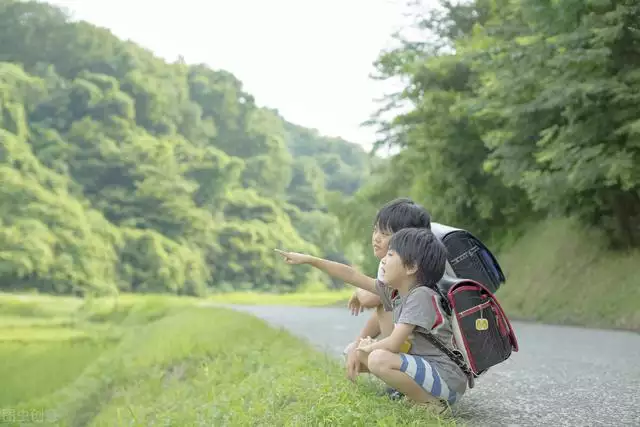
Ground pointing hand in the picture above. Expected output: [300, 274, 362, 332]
[274, 249, 312, 265]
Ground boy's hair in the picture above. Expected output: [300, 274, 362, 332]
[374, 198, 431, 233]
[389, 227, 447, 288]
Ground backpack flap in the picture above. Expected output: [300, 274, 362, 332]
[432, 222, 506, 293]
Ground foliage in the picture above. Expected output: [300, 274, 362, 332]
[0, 0, 372, 296]
[334, 0, 640, 251]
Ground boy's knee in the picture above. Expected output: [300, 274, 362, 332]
[342, 341, 356, 358]
[367, 349, 395, 374]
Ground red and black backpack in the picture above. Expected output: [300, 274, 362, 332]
[429, 223, 519, 389]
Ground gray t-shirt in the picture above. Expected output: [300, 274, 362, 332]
[375, 279, 468, 394]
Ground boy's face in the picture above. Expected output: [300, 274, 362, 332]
[379, 249, 416, 290]
[371, 223, 393, 260]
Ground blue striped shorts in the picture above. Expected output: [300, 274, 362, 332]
[399, 353, 461, 405]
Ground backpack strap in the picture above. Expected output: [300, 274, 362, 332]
[424, 332, 476, 389]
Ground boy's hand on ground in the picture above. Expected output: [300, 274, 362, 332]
[347, 292, 364, 316]
[273, 249, 312, 265]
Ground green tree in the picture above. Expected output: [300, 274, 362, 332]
[464, 0, 640, 247]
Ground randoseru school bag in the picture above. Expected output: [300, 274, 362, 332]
[429, 223, 519, 389]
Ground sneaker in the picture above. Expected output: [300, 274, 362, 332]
[388, 390, 405, 401]
[378, 387, 405, 400]
[411, 399, 452, 416]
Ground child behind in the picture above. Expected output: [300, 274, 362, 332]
[275, 227, 468, 413]
[346, 198, 432, 355]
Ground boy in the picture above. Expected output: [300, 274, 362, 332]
[275, 228, 467, 412]
[340, 198, 432, 384]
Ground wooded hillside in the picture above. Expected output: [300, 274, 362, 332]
[0, 0, 371, 296]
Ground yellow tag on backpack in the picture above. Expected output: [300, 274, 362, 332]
[476, 317, 489, 331]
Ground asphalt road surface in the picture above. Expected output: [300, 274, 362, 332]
[210, 304, 640, 427]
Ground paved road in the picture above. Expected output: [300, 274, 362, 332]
[208, 304, 640, 427]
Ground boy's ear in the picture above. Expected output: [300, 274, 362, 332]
[405, 262, 418, 276]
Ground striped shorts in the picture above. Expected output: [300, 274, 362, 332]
[399, 353, 461, 405]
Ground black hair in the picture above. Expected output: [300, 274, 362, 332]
[374, 198, 431, 233]
[388, 227, 447, 288]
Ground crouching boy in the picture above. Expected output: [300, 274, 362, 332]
[275, 227, 468, 412]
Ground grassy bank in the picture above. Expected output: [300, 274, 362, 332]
[0, 293, 455, 426]
[497, 217, 640, 331]
[209, 288, 353, 307]
[207, 289, 354, 307]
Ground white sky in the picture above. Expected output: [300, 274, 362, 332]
[45, 0, 433, 151]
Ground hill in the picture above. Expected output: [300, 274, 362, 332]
[497, 218, 640, 331]
[0, 0, 372, 296]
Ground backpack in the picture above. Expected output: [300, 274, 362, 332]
[428, 223, 519, 389]
[431, 222, 506, 293]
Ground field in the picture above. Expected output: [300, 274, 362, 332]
[0, 293, 455, 426]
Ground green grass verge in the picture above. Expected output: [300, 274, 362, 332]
[0, 293, 456, 426]
[498, 217, 640, 331]
[207, 289, 354, 307]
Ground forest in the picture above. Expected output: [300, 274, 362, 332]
[1, 0, 639, 297]
[0, 0, 373, 296]
[332, 0, 640, 275]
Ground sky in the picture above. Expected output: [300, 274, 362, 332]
[46, 0, 429, 151]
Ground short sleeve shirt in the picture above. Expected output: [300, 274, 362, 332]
[375, 274, 468, 394]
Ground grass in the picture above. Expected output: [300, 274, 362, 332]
[207, 288, 354, 307]
[0, 339, 111, 406]
[497, 217, 640, 331]
[0, 292, 456, 426]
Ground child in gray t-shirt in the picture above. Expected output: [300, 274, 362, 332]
[275, 227, 468, 412]
[374, 274, 468, 404]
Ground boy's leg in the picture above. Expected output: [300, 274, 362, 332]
[357, 349, 457, 407]
[376, 304, 393, 338]
[343, 341, 369, 381]
[342, 307, 392, 380]
[343, 341, 369, 371]
[342, 308, 383, 357]
[370, 306, 399, 396]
